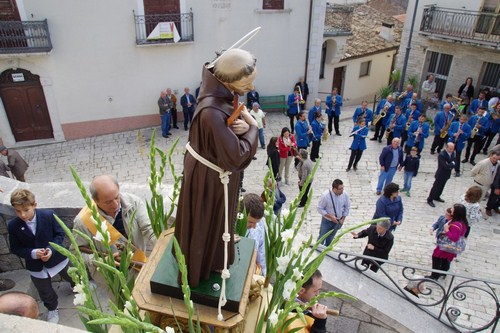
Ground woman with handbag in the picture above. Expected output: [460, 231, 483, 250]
[278, 127, 297, 185]
[427, 203, 468, 280]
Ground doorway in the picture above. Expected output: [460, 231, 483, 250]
[0, 68, 53, 142]
[333, 66, 345, 95]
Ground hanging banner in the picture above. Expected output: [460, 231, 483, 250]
[147, 22, 181, 43]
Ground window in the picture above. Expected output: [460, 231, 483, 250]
[319, 42, 327, 79]
[479, 62, 500, 97]
[263, 0, 284, 10]
[359, 61, 371, 77]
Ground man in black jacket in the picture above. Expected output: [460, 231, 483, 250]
[427, 142, 456, 207]
[351, 220, 394, 272]
[486, 167, 500, 216]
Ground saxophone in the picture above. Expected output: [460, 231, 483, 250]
[440, 113, 456, 138]
[373, 102, 390, 126]
[386, 114, 397, 139]
[470, 116, 481, 139]
[405, 110, 415, 131]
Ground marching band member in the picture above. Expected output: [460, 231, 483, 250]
[308, 98, 322, 124]
[440, 93, 455, 112]
[403, 93, 422, 114]
[402, 102, 420, 148]
[398, 84, 413, 107]
[430, 103, 454, 155]
[483, 102, 500, 154]
[295, 111, 311, 167]
[385, 106, 407, 146]
[406, 113, 430, 155]
[463, 106, 490, 166]
[325, 88, 343, 136]
[371, 95, 395, 143]
[469, 90, 488, 115]
[448, 115, 472, 177]
[352, 101, 373, 125]
[346, 118, 369, 172]
[310, 111, 325, 162]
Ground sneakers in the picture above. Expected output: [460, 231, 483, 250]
[0, 278, 15, 291]
[47, 309, 59, 323]
[400, 188, 407, 192]
[406, 191, 411, 197]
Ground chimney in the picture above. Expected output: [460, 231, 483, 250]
[379, 22, 394, 42]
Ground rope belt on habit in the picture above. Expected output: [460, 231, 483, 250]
[474, 180, 483, 186]
[185, 142, 232, 321]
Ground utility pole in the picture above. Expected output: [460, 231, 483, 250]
[399, 0, 419, 93]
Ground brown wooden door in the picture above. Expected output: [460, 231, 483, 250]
[143, 0, 181, 36]
[0, 69, 53, 142]
[0, 0, 27, 49]
[333, 66, 345, 95]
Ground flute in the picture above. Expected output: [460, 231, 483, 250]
[349, 126, 366, 137]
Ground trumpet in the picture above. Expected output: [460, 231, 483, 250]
[296, 86, 305, 105]
[397, 91, 408, 101]
[373, 103, 390, 126]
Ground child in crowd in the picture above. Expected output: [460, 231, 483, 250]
[401, 147, 420, 197]
[429, 207, 452, 241]
[7, 189, 74, 324]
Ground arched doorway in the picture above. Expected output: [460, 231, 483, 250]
[0, 68, 53, 142]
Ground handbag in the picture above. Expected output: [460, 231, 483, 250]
[437, 223, 466, 254]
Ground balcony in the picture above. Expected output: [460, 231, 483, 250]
[0, 19, 52, 54]
[324, 4, 353, 37]
[134, 12, 194, 45]
[420, 5, 500, 49]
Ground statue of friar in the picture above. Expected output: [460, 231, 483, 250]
[175, 48, 259, 287]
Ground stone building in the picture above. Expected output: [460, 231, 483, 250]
[396, 0, 500, 99]
[318, 1, 406, 105]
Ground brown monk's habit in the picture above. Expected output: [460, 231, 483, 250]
[174, 66, 258, 287]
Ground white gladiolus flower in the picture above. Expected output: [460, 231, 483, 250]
[93, 231, 105, 242]
[73, 283, 84, 295]
[268, 311, 278, 325]
[281, 229, 294, 241]
[264, 209, 270, 216]
[276, 255, 291, 274]
[124, 301, 133, 312]
[239, 196, 244, 202]
[237, 213, 244, 220]
[73, 292, 86, 306]
[282, 279, 296, 300]
[165, 327, 175, 333]
[281, 208, 290, 218]
[293, 267, 302, 281]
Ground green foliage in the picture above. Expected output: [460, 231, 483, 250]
[406, 74, 420, 93]
[378, 85, 393, 99]
[146, 129, 182, 237]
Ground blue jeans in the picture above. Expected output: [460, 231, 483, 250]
[318, 217, 342, 246]
[403, 171, 414, 191]
[161, 113, 171, 136]
[376, 166, 397, 192]
[258, 128, 265, 148]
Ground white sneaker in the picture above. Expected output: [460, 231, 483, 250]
[47, 309, 59, 323]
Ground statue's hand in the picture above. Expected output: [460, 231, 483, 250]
[240, 108, 258, 127]
[231, 119, 250, 135]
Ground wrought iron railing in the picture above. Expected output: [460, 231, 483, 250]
[0, 19, 52, 54]
[327, 249, 500, 332]
[324, 4, 353, 37]
[420, 6, 500, 48]
[134, 12, 194, 45]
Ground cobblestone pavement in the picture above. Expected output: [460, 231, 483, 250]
[5, 106, 500, 329]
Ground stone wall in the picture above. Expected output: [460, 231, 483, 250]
[396, 25, 500, 96]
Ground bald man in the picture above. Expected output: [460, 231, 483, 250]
[71, 175, 156, 279]
[0, 291, 39, 319]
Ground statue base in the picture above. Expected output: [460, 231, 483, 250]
[149, 232, 255, 312]
[132, 228, 257, 331]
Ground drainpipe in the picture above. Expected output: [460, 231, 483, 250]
[399, 0, 419, 93]
[304, 0, 313, 83]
